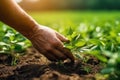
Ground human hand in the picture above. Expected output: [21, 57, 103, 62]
[28, 25, 74, 62]
[0, 0, 74, 62]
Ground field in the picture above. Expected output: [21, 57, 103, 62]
[0, 11, 120, 80]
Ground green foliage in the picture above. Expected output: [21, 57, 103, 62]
[38, 11, 120, 80]
[101, 52, 120, 80]
[0, 24, 31, 65]
[27, 11, 120, 79]
[0, 11, 120, 80]
[63, 20, 120, 79]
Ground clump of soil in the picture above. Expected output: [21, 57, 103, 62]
[0, 47, 103, 80]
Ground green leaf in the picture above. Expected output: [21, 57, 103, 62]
[101, 67, 115, 74]
[2, 36, 10, 43]
[102, 51, 113, 57]
[67, 27, 73, 35]
[89, 39, 100, 45]
[14, 43, 25, 53]
[0, 42, 7, 46]
[75, 40, 86, 47]
[88, 50, 108, 62]
[15, 33, 26, 42]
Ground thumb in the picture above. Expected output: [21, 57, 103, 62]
[56, 32, 69, 42]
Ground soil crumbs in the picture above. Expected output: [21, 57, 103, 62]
[0, 47, 103, 80]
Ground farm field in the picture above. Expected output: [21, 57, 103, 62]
[0, 11, 120, 80]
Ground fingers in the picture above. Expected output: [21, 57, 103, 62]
[47, 36, 74, 62]
[33, 43, 57, 61]
[56, 46, 75, 62]
[42, 43, 67, 61]
[43, 52, 57, 61]
[52, 39, 75, 62]
[49, 49, 67, 60]
[62, 47, 75, 62]
[33, 41, 66, 61]
[56, 32, 69, 42]
[33, 40, 74, 62]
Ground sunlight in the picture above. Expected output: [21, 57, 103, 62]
[26, 0, 39, 2]
[15, 0, 22, 3]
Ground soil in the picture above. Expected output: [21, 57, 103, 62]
[0, 47, 103, 80]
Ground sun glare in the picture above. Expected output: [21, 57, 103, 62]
[26, 0, 39, 2]
[15, 0, 22, 3]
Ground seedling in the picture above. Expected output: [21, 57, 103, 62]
[0, 25, 31, 65]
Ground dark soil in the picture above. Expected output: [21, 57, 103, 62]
[0, 47, 103, 80]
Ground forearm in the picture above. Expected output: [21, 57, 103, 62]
[0, 0, 75, 61]
[0, 0, 38, 37]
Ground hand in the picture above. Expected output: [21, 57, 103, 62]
[0, 0, 74, 62]
[29, 25, 74, 62]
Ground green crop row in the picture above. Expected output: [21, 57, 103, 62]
[63, 21, 120, 80]
[0, 22, 31, 65]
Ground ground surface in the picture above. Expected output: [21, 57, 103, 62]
[0, 47, 104, 80]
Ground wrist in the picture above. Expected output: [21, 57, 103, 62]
[19, 22, 39, 39]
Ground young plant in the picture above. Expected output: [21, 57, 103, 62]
[64, 27, 86, 60]
[63, 20, 120, 80]
[0, 25, 31, 65]
[101, 52, 120, 80]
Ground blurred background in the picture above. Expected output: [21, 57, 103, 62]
[18, 0, 120, 11]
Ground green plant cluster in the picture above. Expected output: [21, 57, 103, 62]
[0, 23, 31, 65]
[63, 20, 120, 80]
